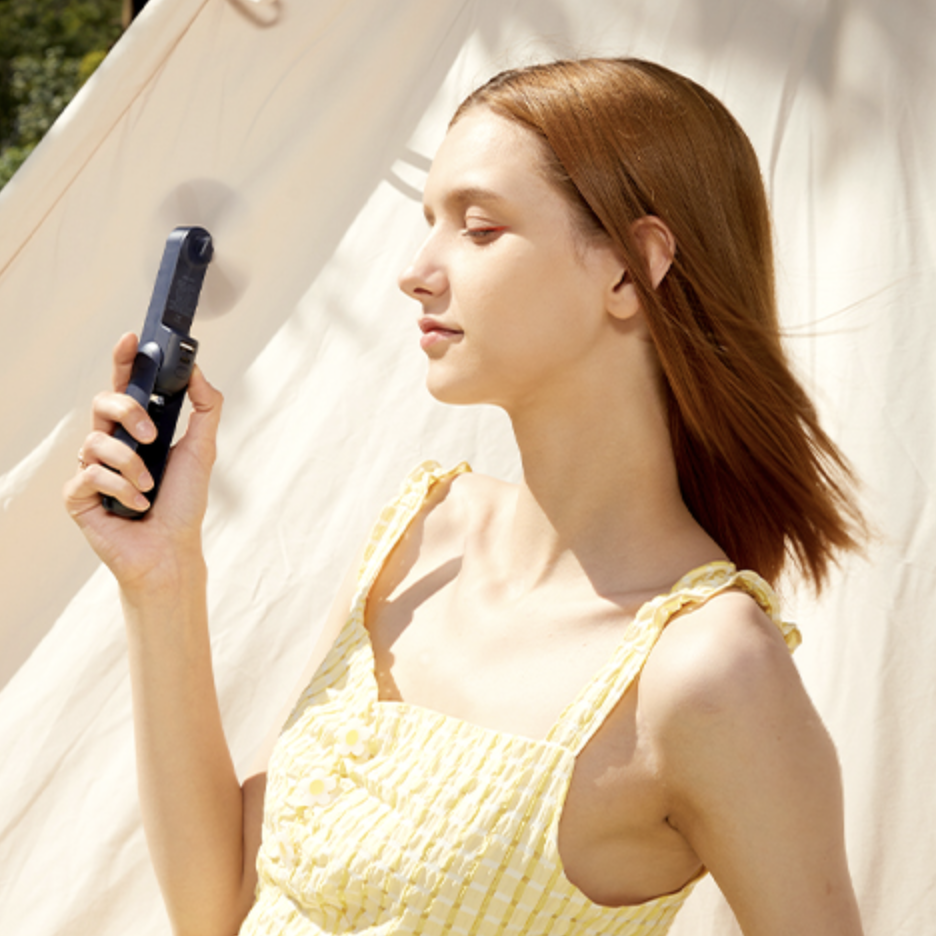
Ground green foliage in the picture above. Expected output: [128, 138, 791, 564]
[0, 144, 30, 189]
[78, 48, 109, 85]
[10, 47, 80, 146]
[0, 0, 124, 191]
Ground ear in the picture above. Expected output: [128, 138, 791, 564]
[633, 215, 676, 289]
[605, 215, 676, 322]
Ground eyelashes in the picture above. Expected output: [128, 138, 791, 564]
[420, 215, 506, 243]
[463, 226, 507, 243]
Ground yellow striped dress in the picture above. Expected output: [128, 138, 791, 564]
[239, 462, 801, 936]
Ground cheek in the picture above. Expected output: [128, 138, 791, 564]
[486, 255, 599, 351]
[458, 242, 564, 326]
[434, 240, 607, 403]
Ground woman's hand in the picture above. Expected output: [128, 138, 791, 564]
[64, 335, 253, 933]
[63, 332, 223, 594]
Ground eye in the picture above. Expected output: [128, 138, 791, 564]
[463, 225, 506, 243]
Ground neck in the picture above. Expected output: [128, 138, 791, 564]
[495, 367, 719, 600]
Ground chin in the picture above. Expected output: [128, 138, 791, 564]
[425, 368, 496, 408]
[426, 380, 480, 407]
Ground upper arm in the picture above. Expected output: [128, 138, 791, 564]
[643, 593, 864, 936]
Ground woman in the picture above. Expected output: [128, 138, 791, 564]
[64, 58, 865, 935]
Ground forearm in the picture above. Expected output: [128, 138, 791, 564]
[122, 559, 252, 936]
[64, 340, 240, 931]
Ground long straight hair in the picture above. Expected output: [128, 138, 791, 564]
[453, 58, 863, 590]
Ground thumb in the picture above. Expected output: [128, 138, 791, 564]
[182, 366, 224, 453]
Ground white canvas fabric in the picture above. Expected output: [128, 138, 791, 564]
[0, 1, 932, 934]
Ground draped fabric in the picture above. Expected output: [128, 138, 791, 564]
[0, 1, 932, 934]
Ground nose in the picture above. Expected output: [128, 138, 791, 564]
[397, 235, 448, 301]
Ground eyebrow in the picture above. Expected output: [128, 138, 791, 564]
[423, 185, 508, 224]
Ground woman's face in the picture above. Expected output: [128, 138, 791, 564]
[398, 107, 625, 410]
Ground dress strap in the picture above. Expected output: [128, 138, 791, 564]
[353, 460, 471, 603]
[545, 561, 801, 755]
[299, 462, 471, 710]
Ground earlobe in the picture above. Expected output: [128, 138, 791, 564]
[606, 265, 640, 322]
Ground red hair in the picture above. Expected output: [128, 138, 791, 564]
[454, 58, 863, 590]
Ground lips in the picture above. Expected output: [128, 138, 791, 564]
[418, 317, 462, 337]
[418, 317, 463, 351]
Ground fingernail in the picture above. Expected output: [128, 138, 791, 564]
[139, 470, 154, 491]
[134, 493, 150, 509]
[137, 421, 156, 442]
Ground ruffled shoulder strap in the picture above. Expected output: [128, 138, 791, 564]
[296, 462, 470, 712]
[354, 460, 471, 601]
[546, 561, 801, 754]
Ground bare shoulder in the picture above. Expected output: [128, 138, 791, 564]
[374, 468, 513, 594]
[638, 589, 863, 935]
[416, 468, 513, 547]
[640, 589, 804, 728]
[436, 468, 513, 516]
[639, 588, 831, 801]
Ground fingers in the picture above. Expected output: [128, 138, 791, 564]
[66, 340, 223, 530]
[94, 334, 156, 441]
[91, 389, 156, 441]
[112, 332, 138, 392]
[65, 458, 151, 517]
[66, 429, 155, 516]
[83, 430, 155, 492]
